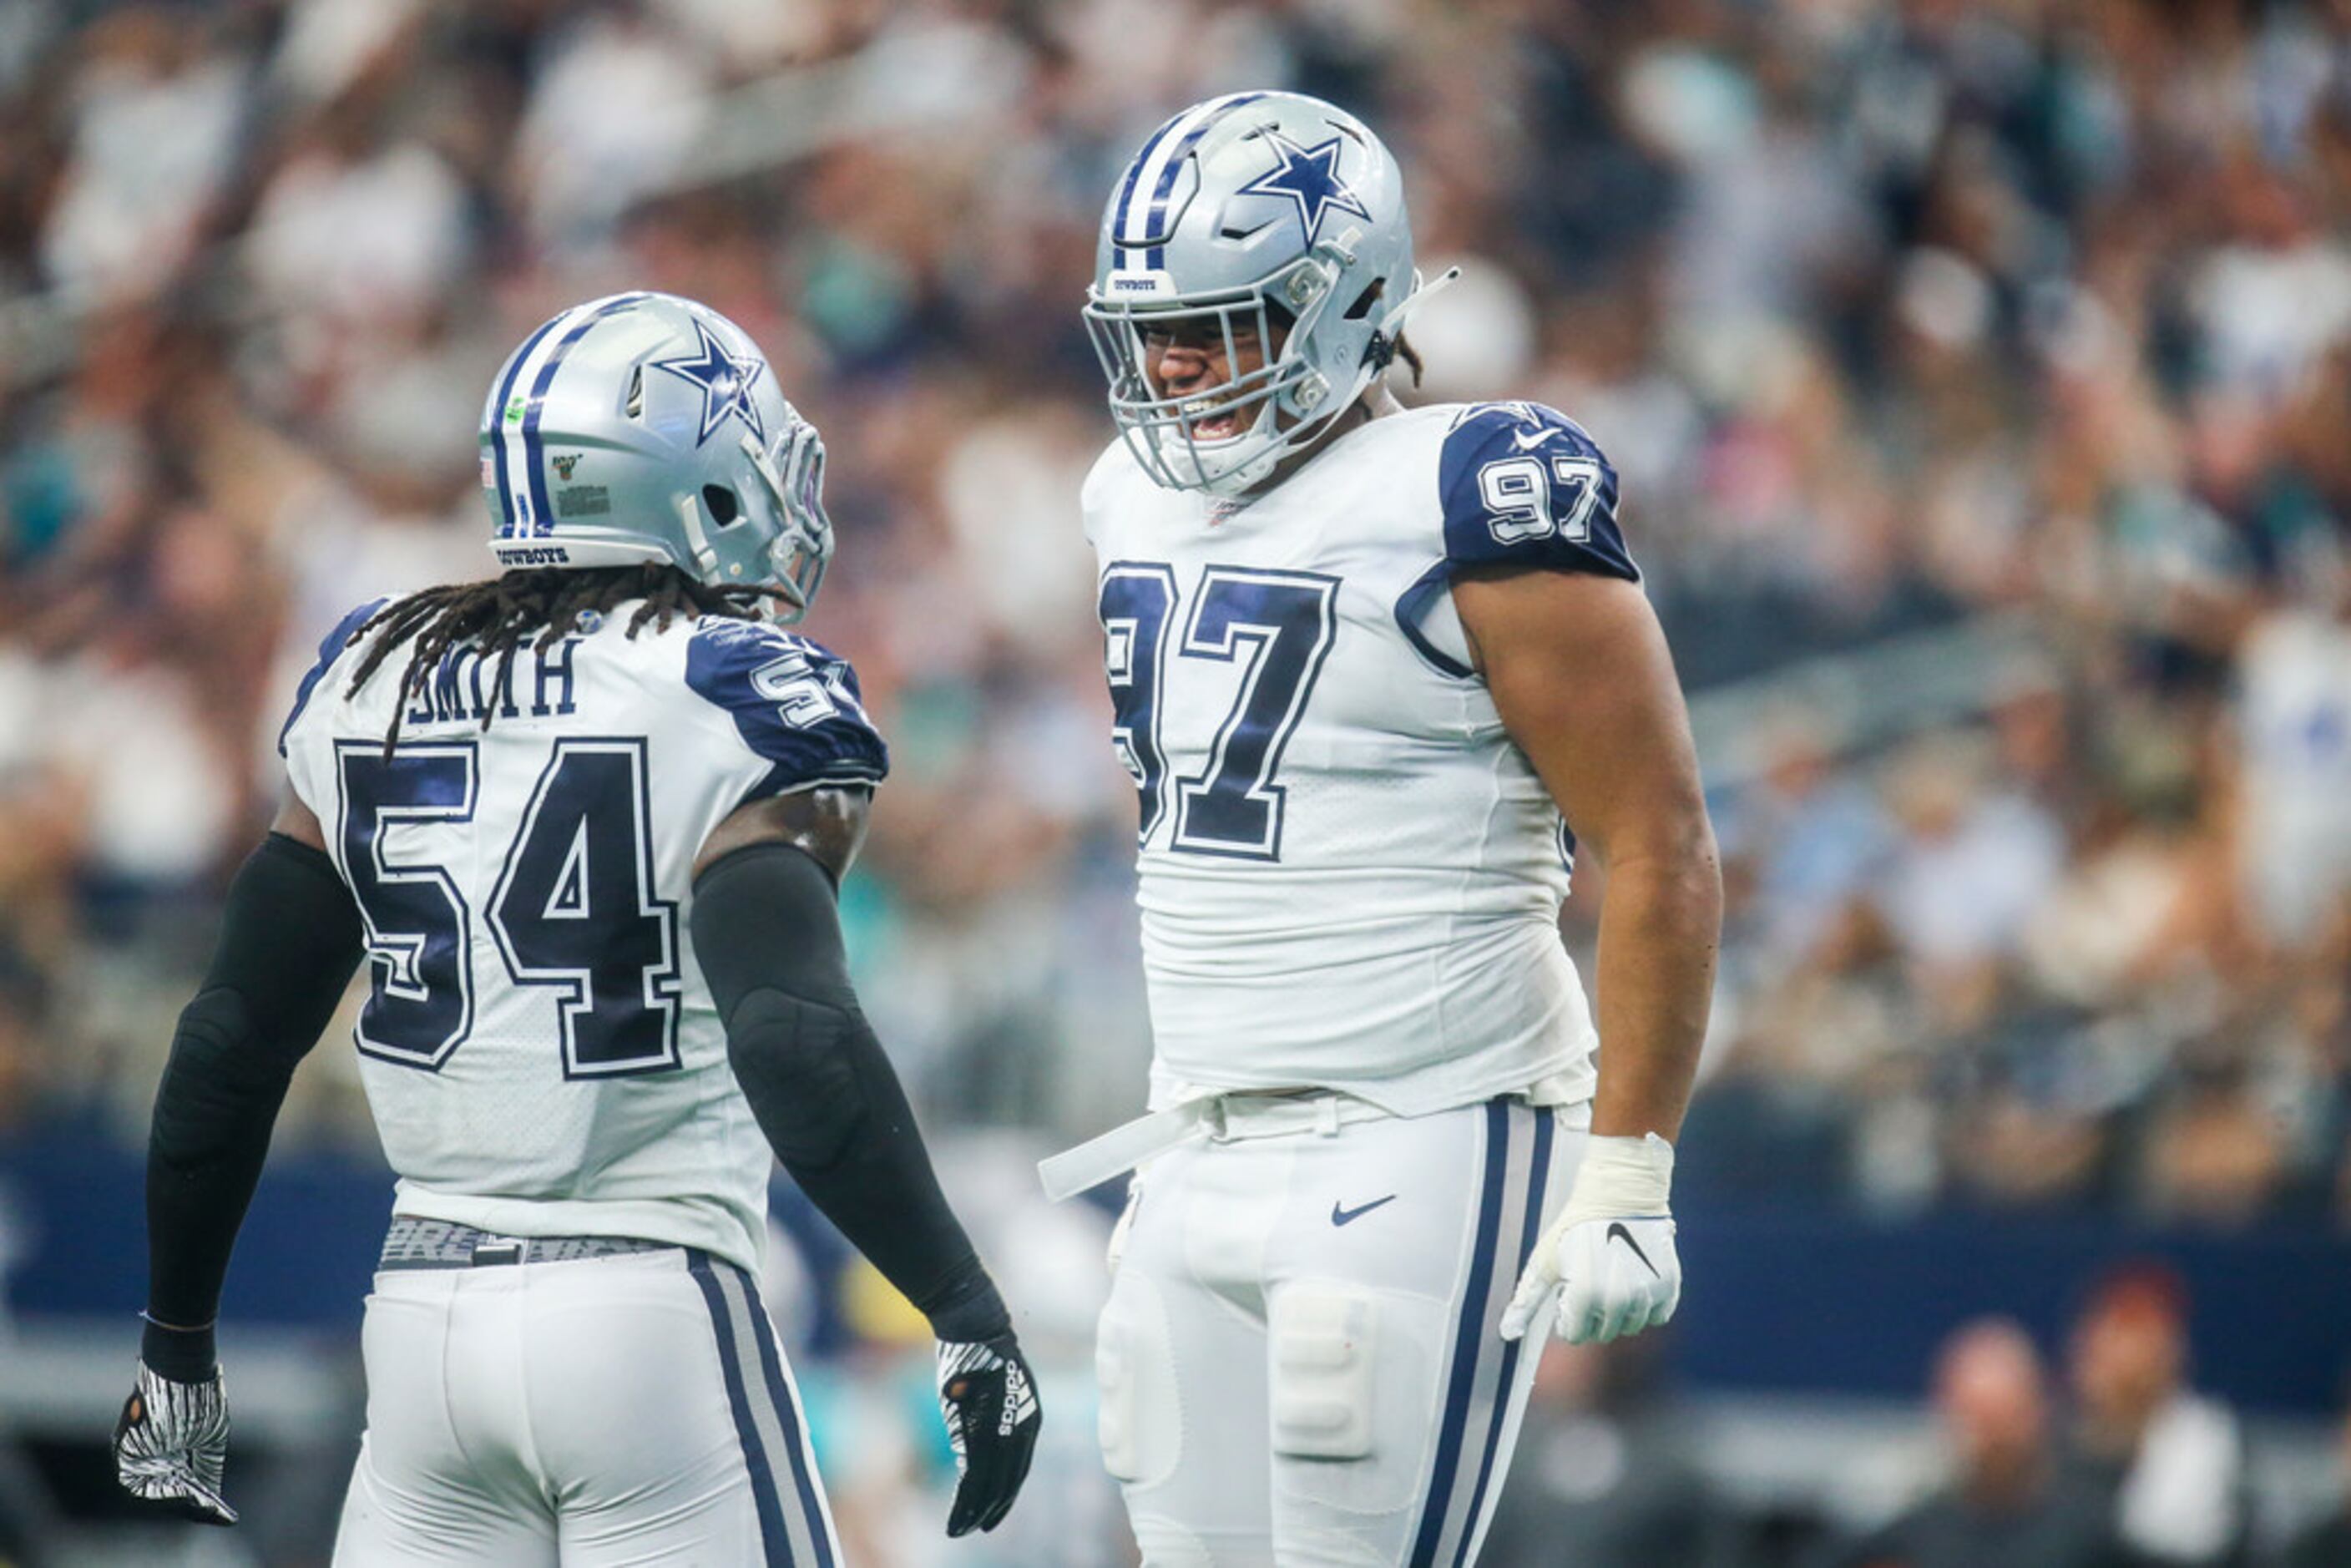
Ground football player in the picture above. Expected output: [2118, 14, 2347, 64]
[1048, 93, 1722, 1564]
[113, 292, 1040, 1562]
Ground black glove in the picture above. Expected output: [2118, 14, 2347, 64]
[934, 1332, 1041, 1536]
[113, 1361, 239, 1526]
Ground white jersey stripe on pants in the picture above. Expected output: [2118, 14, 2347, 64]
[687, 1252, 841, 1568]
[1409, 1100, 1555, 1567]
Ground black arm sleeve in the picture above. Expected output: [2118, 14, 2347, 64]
[690, 842, 1009, 1343]
[144, 832, 364, 1377]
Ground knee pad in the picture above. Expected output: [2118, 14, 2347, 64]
[1268, 1282, 1378, 1462]
[1096, 1273, 1183, 1486]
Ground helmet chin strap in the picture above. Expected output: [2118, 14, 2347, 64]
[1375, 265, 1463, 346]
[1206, 265, 1467, 498]
[675, 492, 720, 581]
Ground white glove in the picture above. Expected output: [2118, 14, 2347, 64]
[114, 1361, 239, 1525]
[1499, 1131, 1681, 1346]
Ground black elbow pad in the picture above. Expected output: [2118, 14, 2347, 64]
[150, 989, 281, 1171]
[725, 989, 870, 1168]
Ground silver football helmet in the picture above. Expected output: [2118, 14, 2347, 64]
[478, 291, 831, 618]
[1083, 91, 1445, 497]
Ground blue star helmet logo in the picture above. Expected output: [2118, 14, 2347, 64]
[650, 318, 766, 447]
[1236, 130, 1373, 246]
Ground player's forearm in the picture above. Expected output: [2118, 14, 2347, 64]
[1588, 828, 1721, 1145]
[731, 1004, 1008, 1339]
[145, 1018, 297, 1371]
[144, 833, 364, 1372]
[692, 842, 1010, 1343]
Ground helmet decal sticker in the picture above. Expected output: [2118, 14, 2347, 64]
[1236, 132, 1371, 246]
[650, 318, 768, 448]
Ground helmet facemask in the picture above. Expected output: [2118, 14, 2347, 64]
[1084, 248, 1375, 498]
[734, 417, 832, 623]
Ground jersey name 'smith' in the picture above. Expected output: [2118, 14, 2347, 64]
[277, 606, 885, 1275]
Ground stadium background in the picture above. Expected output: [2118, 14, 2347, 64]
[3, 0, 2351, 1562]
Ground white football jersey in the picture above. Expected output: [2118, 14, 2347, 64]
[279, 602, 887, 1276]
[1084, 401, 1641, 1116]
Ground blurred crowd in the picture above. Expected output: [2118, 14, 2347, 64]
[5, 0, 2351, 1362]
[5, 0, 2351, 1560]
[1498, 1263, 2351, 1567]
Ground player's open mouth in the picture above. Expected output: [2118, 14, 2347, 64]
[1181, 400, 1246, 442]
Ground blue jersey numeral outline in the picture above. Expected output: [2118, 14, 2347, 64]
[488, 737, 684, 1079]
[1097, 562, 1340, 862]
[1170, 567, 1340, 860]
[335, 736, 682, 1075]
[1098, 564, 1180, 839]
[336, 741, 479, 1070]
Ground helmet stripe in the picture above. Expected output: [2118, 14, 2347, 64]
[1118, 92, 1267, 266]
[496, 301, 604, 539]
[1137, 91, 1267, 270]
[1111, 109, 1191, 266]
[519, 292, 654, 538]
[488, 311, 569, 539]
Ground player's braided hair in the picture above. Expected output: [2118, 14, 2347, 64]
[344, 564, 772, 756]
[1392, 331, 1424, 387]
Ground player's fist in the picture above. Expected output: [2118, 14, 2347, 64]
[1502, 1212, 1680, 1344]
[113, 1362, 239, 1526]
[935, 1332, 1042, 1536]
[1499, 1130, 1681, 1346]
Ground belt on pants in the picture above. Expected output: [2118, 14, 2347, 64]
[1036, 1075, 1592, 1203]
[377, 1216, 676, 1271]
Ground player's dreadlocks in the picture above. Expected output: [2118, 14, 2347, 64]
[344, 563, 772, 756]
[1392, 331, 1424, 387]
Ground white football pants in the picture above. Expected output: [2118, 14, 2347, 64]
[332, 1247, 840, 1565]
[1097, 1096, 1581, 1566]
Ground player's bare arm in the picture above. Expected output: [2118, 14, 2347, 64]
[1454, 567, 1720, 1142]
[692, 784, 868, 883]
[690, 788, 1040, 1536]
[1458, 566, 1722, 1348]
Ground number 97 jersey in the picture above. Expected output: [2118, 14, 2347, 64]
[1083, 401, 1639, 1117]
[277, 607, 887, 1277]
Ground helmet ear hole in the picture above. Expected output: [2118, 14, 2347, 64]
[625, 366, 645, 420]
[702, 483, 741, 527]
[1343, 283, 1380, 321]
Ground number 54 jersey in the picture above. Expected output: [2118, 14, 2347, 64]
[1084, 401, 1641, 1118]
[278, 606, 887, 1277]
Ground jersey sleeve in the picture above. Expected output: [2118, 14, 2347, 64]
[276, 596, 389, 759]
[1436, 403, 1639, 582]
[683, 619, 889, 803]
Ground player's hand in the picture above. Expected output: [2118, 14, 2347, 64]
[113, 1361, 239, 1526]
[1499, 1130, 1681, 1346]
[1500, 1212, 1680, 1344]
[935, 1332, 1042, 1535]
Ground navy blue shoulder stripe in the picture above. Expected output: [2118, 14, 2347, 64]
[1437, 402, 1638, 583]
[277, 597, 390, 757]
[684, 620, 888, 805]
